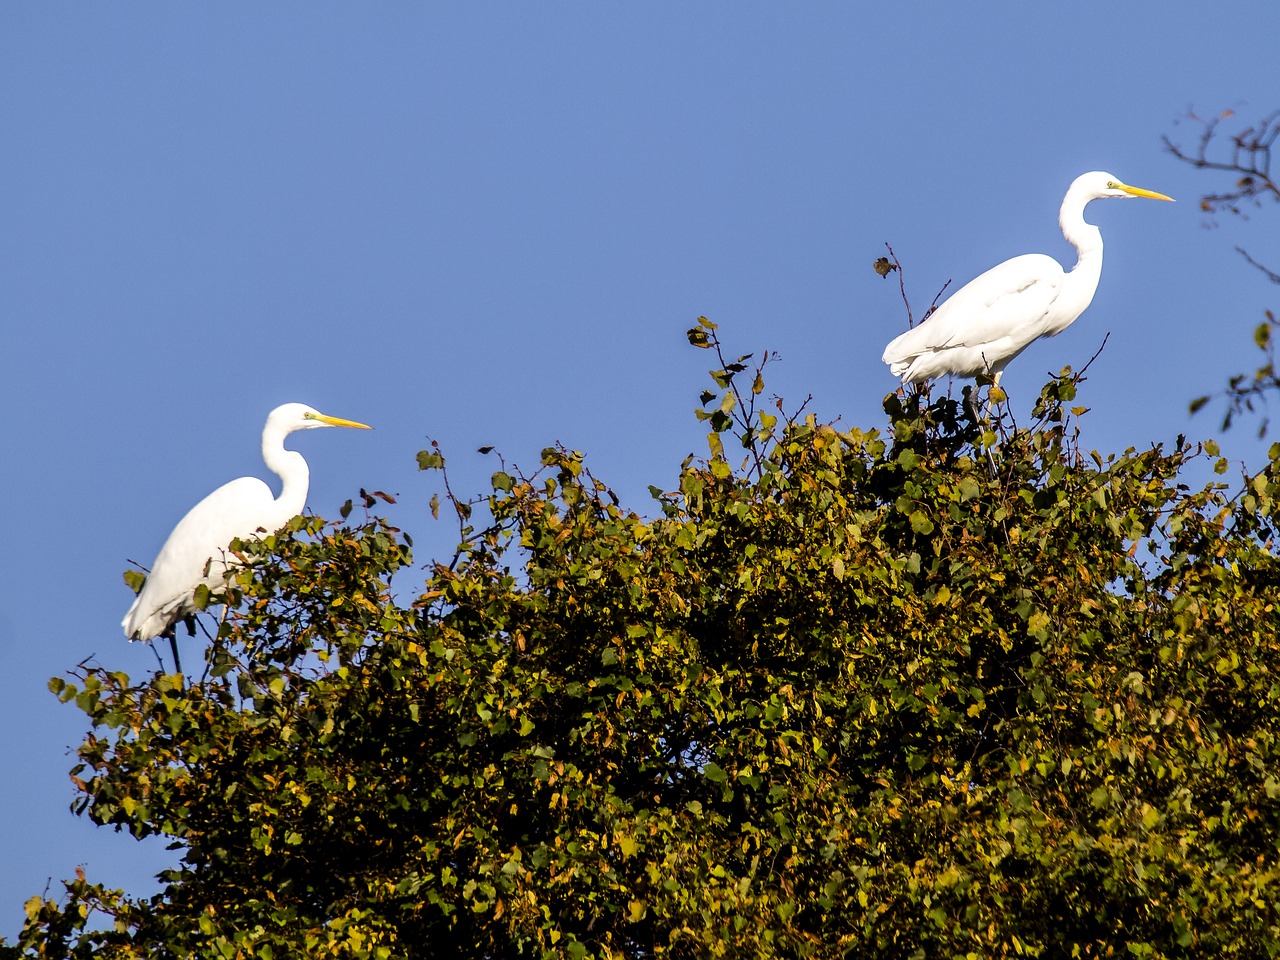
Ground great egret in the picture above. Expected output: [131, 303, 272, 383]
[882, 171, 1173, 390]
[122, 403, 372, 654]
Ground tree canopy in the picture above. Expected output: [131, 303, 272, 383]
[5, 322, 1280, 958]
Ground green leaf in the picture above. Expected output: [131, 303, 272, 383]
[703, 762, 728, 783]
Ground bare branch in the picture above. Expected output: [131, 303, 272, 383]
[1237, 246, 1280, 284]
[1169, 107, 1280, 434]
[926, 279, 952, 319]
[883, 241, 955, 327]
[1164, 108, 1280, 217]
[884, 243, 914, 328]
[1077, 332, 1112, 378]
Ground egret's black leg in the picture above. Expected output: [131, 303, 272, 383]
[982, 440, 998, 480]
[166, 618, 194, 676]
[963, 386, 982, 426]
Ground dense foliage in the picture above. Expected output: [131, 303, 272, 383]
[6, 323, 1280, 958]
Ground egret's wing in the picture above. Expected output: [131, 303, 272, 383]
[123, 476, 274, 639]
[883, 254, 1065, 363]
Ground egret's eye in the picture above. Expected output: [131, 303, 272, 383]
[1107, 181, 1118, 189]
[303, 412, 318, 421]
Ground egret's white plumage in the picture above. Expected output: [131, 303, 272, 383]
[882, 171, 1173, 387]
[122, 403, 371, 642]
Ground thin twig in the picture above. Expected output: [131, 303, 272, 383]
[926, 279, 952, 318]
[885, 243, 913, 328]
[1164, 108, 1280, 213]
[1237, 247, 1280, 284]
[1078, 332, 1111, 378]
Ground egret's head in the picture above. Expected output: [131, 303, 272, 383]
[269, 403, 373, 433]
[1075, 171, 1174, 202]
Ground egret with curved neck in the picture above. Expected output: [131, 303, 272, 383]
[122, 403, 372, 656]
[882, 171, 1173, 389]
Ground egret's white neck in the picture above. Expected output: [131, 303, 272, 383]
[1039, 182, 1110, 338]
[1059, 186, 1104, 271]
[261, 421, 311, 520]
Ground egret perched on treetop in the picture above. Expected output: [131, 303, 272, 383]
[122, 403, 372, 659]
[882, 171, 1173, 391]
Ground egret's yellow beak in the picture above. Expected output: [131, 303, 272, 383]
[313, 413, 373, 430]
[1118, 182, 1175, 202]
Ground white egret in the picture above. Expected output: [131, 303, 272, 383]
[122, 403, 372, 655]
[882, 171, 1173, 390]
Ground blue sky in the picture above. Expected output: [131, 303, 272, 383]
[2, 2, 1277, 935]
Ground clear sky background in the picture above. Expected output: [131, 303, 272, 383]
[2, 2, 1277, 937]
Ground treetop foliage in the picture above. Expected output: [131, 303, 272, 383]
[5, 322, 1280, 958]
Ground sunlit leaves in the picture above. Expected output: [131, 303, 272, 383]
[686, 316, 717, 349]
[417, 449, 444, 471]
[11, 334, 1280, 958]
